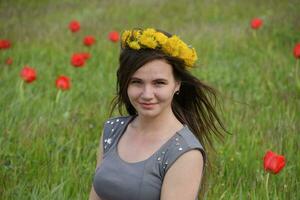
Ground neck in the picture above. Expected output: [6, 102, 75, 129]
[131, 109, 182, 135]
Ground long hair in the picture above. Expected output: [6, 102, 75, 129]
[111, 47, 226, 147]
[110, 30, 227, 198]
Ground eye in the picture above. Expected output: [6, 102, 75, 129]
[130, 79, 142, 84]
[154, 80, 167, 86]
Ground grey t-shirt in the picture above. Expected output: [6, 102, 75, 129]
[93, 115, 205, 200]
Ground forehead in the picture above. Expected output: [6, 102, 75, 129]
[132, 59, 174, 79]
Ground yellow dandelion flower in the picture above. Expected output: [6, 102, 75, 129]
[139, 34, 157, 49]
[143, 28, 156, 36]
[122, 30, 131, 42]
[181, 48, 197, 67]
[155, 32, 168, 45]
[165, 36, 182, 56]
[179, 45, 192, 57]
[128, 41, 141, 50]
[121, 30, 131, 47]
[121, 28, 198, 67]
[132, 30, 142, 39]
[162, 38, 174, 56]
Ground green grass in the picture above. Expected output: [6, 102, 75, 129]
[1, 0, 299, 199]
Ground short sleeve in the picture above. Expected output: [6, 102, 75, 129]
[102, 116, 131, 156]
[161, 128, 206, 178]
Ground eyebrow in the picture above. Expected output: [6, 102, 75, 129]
[130, 77, 141, 80]
[130, 77, 168, 82]
[154, 78, 168, 82]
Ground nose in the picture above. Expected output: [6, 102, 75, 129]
[141, 85, 154, 100]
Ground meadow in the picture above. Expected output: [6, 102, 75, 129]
[0, 0, 299, 199]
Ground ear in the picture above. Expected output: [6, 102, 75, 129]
[175, 80, 181, 92]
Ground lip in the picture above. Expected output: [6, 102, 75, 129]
[139, 102, 157, 109]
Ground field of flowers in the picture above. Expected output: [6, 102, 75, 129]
[0, 0, 299, 199]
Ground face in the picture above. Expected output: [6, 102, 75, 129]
[127, 59, 180, 118]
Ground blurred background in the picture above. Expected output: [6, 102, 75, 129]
[0, 0, 299, 199]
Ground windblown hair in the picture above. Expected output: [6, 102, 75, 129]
[110, 47, 226, 150]
[110, 30, 227, 198]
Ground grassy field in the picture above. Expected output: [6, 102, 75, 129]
[0, 0, 299, 199]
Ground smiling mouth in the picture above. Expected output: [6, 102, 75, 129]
[139, 102, 157, 109]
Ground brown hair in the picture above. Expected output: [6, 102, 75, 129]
[110, 29, 227, 198]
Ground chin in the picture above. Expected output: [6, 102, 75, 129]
[137, 109, 161, 118]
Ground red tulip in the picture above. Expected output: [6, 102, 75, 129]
[0, 39, 11, 49]
[71, 53, 86, 67]
[56, 75, 71, 90]
[263, 150, 286, 174]
[250, 18, 263, 30]
[20, 66, 36, 83]
[69, 20, 80, 32]
[71, 52, 91, 67]
[81, 52, 91, 60]
[108, 31, 119, 42]
[6, 57, 13, 65]
[83, 35, 96, 46]
[293, 43, 300, 59]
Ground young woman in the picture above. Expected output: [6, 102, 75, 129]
[89, 28, 226, 200]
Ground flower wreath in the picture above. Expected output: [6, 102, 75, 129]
[121, 28, 198, 68]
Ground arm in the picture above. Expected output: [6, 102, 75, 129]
[89, 131, 104, 200]
[160, 150, 204, 200]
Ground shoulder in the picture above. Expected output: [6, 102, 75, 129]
[103, 116, 131, 127]
[102, 115, 132, 134]
[165, 149, 204, 178]
[101, 115, 133, 154]
[163, 126, 206, 172]
[161, 151, 203, 199]
[160, 127, 205, 199]
[177, 126, 205, 151]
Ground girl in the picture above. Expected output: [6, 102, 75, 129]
[89, 28, 226, 200]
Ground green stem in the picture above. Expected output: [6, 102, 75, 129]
[265, 173, 270, 200]
[55, 90, 61, 104]
[19, 81, 24, 101]
[252, 30, 257, 40]
[296, 59, 299, 87]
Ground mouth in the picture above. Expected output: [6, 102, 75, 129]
[139, 102, 157, 109]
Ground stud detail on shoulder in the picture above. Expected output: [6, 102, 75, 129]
[107, 138, 112, 144]
[163, 160, 168, 169]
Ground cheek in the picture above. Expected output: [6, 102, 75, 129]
[156, 88, 175, 101]
[127, 86, 140, 100]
